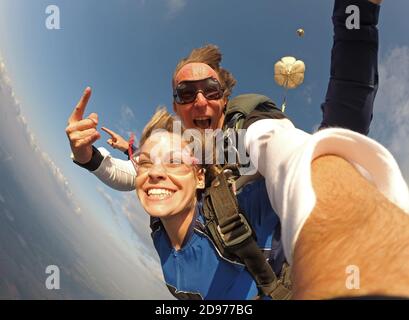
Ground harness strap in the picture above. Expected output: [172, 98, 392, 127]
[203, 168, 292, 299]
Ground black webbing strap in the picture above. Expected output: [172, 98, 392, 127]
[202, 169, 291, 300]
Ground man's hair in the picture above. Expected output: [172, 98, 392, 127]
[173, 44, 237, 100]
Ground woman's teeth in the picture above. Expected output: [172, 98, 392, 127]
[147, 188, 174, 199]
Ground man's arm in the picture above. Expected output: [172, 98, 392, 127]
[292, 155, 409, 299]
[245, 118, 409, 263]
[320, 0, 381, 135]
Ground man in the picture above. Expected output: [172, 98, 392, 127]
[66, 0, 382, 190]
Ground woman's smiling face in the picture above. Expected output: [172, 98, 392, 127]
[135, 131, 204, 219]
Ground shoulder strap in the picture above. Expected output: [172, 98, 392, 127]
[224, 94, 276, 130]
[202, 167, 292, 300]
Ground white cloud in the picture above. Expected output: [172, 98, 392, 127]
[95, 185, 154, 251]
[302, 85, 313, 105]
[0, 56, 82, 214]
[370, 46, 409, 184]
[120, 192, 153, 248]
[311, 123, 320, 133]
[166, 0, 187, 19]
[95, 186, 164, 284]
[4, 208, 14, 222]
[121, 105, 135, 120]
[112, 104, 138, 141]
[0, 144, 13, 162]
[96, 186, 121, 226]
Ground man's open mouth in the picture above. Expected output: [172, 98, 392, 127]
[193, 117, 212, 129]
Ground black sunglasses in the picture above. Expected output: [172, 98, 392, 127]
[173, 77, 224, 105]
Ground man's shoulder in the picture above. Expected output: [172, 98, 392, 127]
[243, 106, 287, 130]
[224, 93, 288, 130]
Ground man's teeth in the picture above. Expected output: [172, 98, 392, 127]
[147, 188, 174, 198]
[194, 118, 211, 128]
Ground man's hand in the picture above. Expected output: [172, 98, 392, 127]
[368, 0, 382, 4]
[101, 127, 129, 152]
[65, 87, 101, 164]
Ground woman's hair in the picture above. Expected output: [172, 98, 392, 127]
[139, 107, 222, 188]
[172, 44, 237, 100]
[139, 107, 177, 147]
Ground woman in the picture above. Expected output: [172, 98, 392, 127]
[132, 108, 285, 300]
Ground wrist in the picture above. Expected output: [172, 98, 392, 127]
[73, 146, 104, 171]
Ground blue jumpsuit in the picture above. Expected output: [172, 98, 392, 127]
[152, 179, 281, 299]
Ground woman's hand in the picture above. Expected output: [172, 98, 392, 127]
[101, 127, 129, 152]
[65, 87, 101, 164]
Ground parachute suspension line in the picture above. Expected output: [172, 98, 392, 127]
[281, 78, 290, 113]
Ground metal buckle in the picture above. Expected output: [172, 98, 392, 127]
[216, 213, 252, 247]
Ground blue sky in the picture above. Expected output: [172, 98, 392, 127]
[0, 0, 408, 299]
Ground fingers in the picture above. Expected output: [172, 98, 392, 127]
[75, 132, 101, 149]
[88, 112, 98, 125]
[66, 110, 100, 150]
[69, 128, 99, 141]
[68, 87, 92, 125]
[101, 127, 118, 138]
[102, 127, 130, 152]
[106, 138, 120, 148]
[107, 138, 115, 146]
[69, 130, 101, 149]
[65, 114, 99, 135]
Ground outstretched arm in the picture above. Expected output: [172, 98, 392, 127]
[89, 147, 136, 191]
[292, 154, 409, 299]
[245, 118, 409, 261]
[245, 118, 409, 299]
[320, 0, 381, 135]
